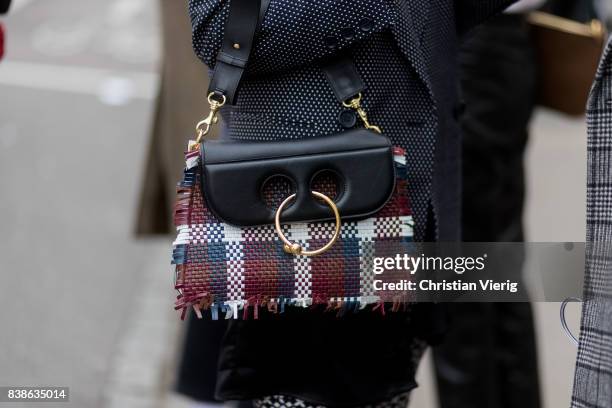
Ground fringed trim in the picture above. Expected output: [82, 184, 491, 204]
[174, 294, 413, 321]
[393, 147, 408, 180]
[173, 144, 199, 228]
[185, 148, 199, 170]
[393, 147, 407, 165]
[171, 144, 201, 308]
[173, 186, 196, 228]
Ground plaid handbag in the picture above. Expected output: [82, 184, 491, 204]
[172, 0, 414, 320]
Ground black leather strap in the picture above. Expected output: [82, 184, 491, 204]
[323, 54, 365, 103]
[207, 0, 261, 104]
[209, 0, 364, 106]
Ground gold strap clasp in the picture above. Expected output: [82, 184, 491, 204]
[195, 92, 227, 144]
[274, 191, 341, 257]
[343, 93, 382, 134]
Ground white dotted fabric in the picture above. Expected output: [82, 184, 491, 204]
[190, 0, 395, 74]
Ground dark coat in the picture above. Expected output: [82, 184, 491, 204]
[188, 1, 514, 405]
[434, 14, 541, 408]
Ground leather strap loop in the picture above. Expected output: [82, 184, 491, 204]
[207, 0, 262, 104]
[323, 54, 365, 103]
[216, 51, 249, 68]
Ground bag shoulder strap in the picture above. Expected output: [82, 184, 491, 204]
[207, 0, 262, 105]
[197, 0, 373, 141]
[208, 0, 365, 105]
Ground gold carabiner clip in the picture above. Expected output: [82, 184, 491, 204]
[342, 93, 382, 134]
[195, 92, 227, 144]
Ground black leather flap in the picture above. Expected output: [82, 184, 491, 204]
[201, 129, 395, 226]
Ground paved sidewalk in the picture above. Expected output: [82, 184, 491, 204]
[101, 239, 181, 408]
[0, 1, 164, 407]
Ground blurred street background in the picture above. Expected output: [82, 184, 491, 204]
[0, 0, 592, 407]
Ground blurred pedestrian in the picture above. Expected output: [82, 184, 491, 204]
[136, 0, 215, 235]
[0, 0, 10, 14]
[0, 0, 11, 61]
[135, 1, 226, 408]
[433, 3, 541, 408]
[432, 0, 604, 406]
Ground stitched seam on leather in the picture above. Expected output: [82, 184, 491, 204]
[204, 146, 392, 165]
[231, 111, 316, 130]
[201, 148, 398, 226]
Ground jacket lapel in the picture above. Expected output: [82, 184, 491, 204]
[392, 0, 434, 103]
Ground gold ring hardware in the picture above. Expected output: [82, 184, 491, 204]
[195, 92, 227, 144]
[274, 191, 341, 257]
[342, 92, 382, 134]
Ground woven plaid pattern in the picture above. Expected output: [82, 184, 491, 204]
[172, 143, 414, 320]
[571, 37, 612, 408]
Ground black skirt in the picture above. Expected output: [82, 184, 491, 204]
[214, 304, 445, 407]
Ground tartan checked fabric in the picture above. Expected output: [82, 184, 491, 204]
[172, 142, 414, 320]
[571, 36, 612, 408]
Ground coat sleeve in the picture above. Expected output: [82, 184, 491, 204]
[189, 0, 395, 74]
[454, 0, 518, 35]
[0, 0, 11, 14]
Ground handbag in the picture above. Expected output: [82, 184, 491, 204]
[172, 0, 414, 320]
[527, 11, 607, 116]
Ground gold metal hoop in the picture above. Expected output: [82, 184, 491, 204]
[207, 92, 227, 105]
[274, 191, 341, 256]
